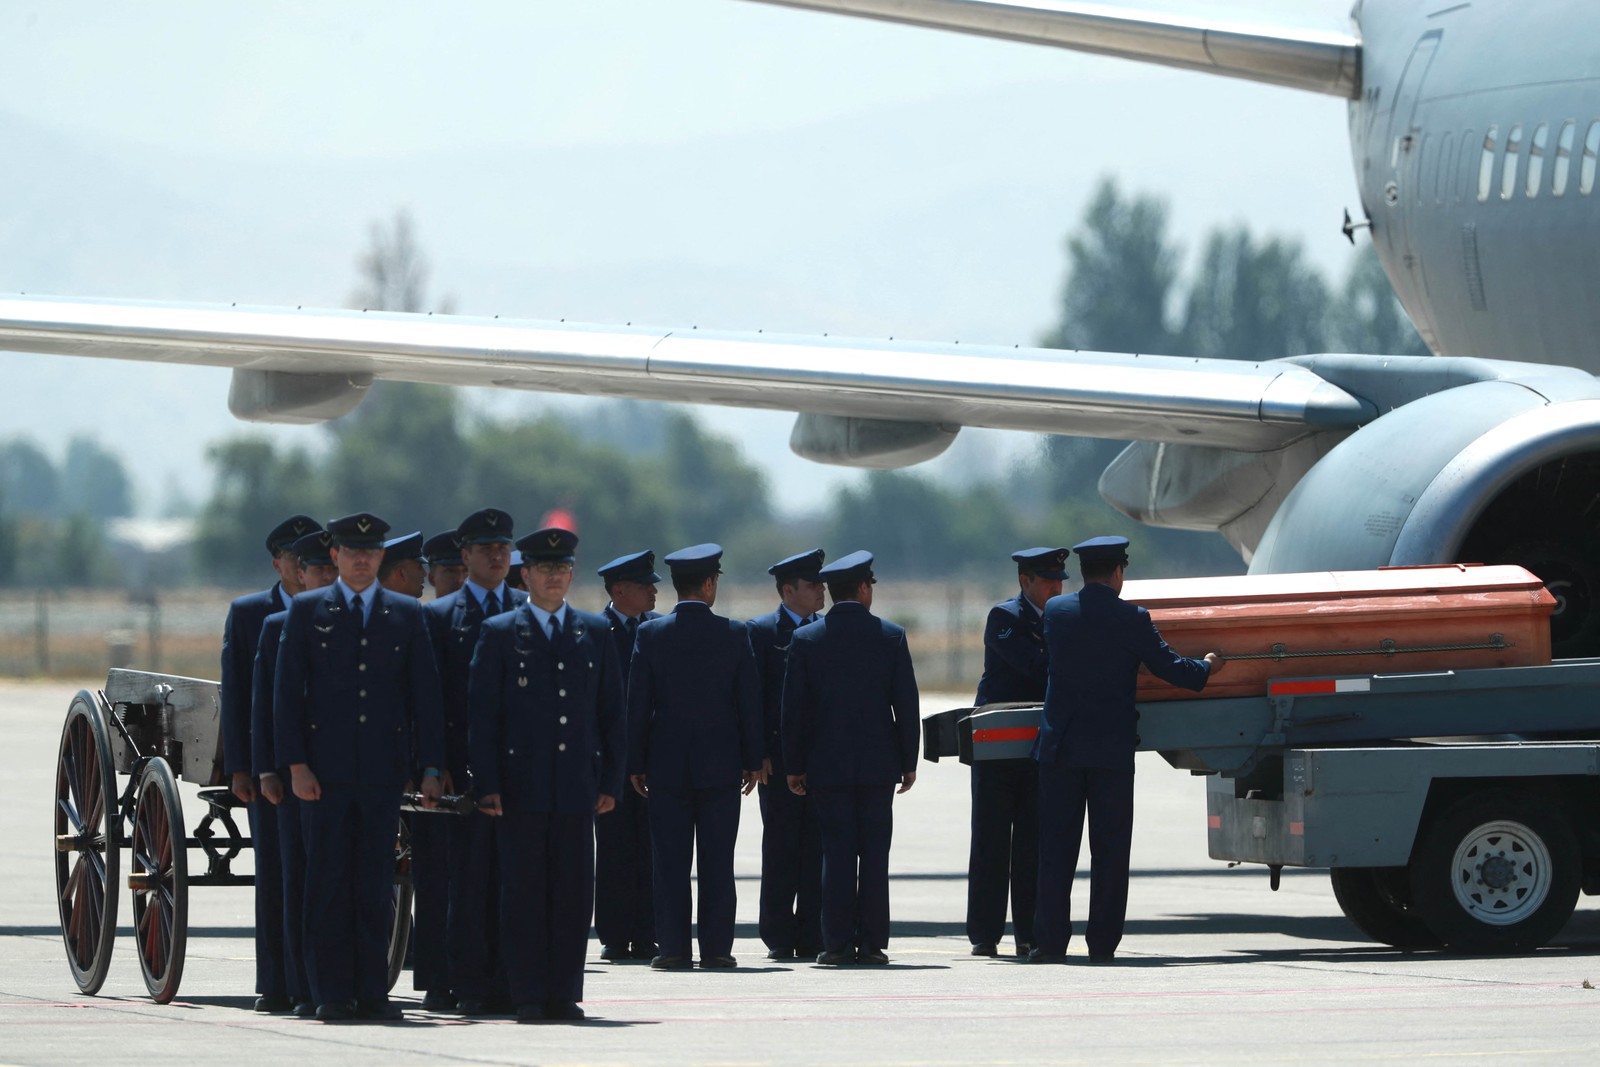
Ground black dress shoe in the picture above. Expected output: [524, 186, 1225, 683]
[796, 944, 822, 959]
[650, 955, 692, 970]
[354, 998, 403, 1021]
[545, 1000, 586, 1021]
[1026, 948, 1068, 964]
[1087, 952, 1116, 963]
[456, 996, 493, 1015]
[815, 948, 855, 966]
[766, 947, 795, 960]
[699, 954, 737, 969]
[1015, 941, 1036, 958]
[630, 941, 660, 961]
[292, 1000, 317, 1019]
[856, 947, 889, 965]
[516, 1003, 546, 1023]
[600, 944, 628, 962]
[970, 942, 998, 957]
[315, 1001, 355, 1022]
[254, 993, 294, 1013]
[421, 990, 457, 1012]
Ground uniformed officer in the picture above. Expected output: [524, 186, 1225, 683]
[967, 546, 1070, 959]
[593, 549, 663, 963]
[252, 528, 337, 1017]
[470, 527, 625, 1023]
[749, 548, 827, 961]
[421, 507, 527, 1014]
[1029, 536, 1222, 964]
[627, 544, 764, 970]
[275, 512, 446, 1021]
[781, 551, 920, 966]
[220, 513, 320, 1013]
[424, 531, 467, 599]
[378, 531, 426, 598]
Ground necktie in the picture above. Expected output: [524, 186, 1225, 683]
[483, 590, 499, 617]
[626, 616, 639, 638]
[549, 614, 563, 641]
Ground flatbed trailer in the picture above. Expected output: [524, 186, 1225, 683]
[936, 657, 1600, 953]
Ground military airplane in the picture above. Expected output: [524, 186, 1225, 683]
[2, 0, 1598, 655]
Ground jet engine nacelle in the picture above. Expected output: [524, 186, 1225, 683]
[1251, 379, 1600, 656]
[227, 368, 373, 424]
[788, 412, 959, 467]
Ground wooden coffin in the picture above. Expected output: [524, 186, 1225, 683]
[1123, 564, 1555, 702]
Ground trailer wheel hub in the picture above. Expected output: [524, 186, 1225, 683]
[1450, 820, 1552, 925]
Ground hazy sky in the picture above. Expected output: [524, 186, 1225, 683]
[1, 0, 1360, 519]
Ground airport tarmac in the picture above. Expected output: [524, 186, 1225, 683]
[5, 677, 1598, 1066]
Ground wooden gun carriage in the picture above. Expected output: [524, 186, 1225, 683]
[52, 668, 468, 1003]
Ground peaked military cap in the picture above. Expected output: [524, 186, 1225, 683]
[1071, 535, 1130, 567]
[598, 550, 661, 584]
[769, 548, 826, 583]
[291, 529, 334, 567]
[265, 514, 321, 555]
[517, 526, 578, 563]
[818, 549, 876, 585]
[422, 531, 465, 567]
[327, 512, 390, 548]
[457, 507, 515, 545]
[509, 549, 523, 568]
[663, 543, 724, 579]
[382, 531, 425, 562]
[1012, 546, 1070, 579]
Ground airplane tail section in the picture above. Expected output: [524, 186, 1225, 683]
[744, 0, 1361, 98]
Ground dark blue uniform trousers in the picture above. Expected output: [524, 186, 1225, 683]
[247, 795, 287, 996]
[448, 811, 506, 1000]
[649, 785, 741, 959]
[498, 811, 595, 1005]
[758, 779, 822, 953]
[1033, 763, 1135, 958]
[300, 785, 402, 1006]
[593, 786, 654, 950]
[275, 793, 309, 1000]
[811, 785, 895, 953]
[966, 758, 1039, 947]
[406, 812, 451, 992]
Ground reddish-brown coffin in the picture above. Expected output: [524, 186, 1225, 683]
[1121, 564, 1555, 701]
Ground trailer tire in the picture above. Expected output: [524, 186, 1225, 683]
[1329, 867, 1440, 949]
[1408, 790, 1580, 953]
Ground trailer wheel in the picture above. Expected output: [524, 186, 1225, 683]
[386, 817, 413, 992]
[1329, 867, 1440, 949]
[1408, 790, 1580, 953]
[129, 757, 188, 1003]
[54, 691, 120, 995]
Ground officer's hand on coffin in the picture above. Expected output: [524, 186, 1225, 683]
[1204, 652, 1226, 674]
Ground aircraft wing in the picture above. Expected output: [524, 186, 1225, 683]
[0, 294, 1372, 454]
[741, 0, 1361, 98]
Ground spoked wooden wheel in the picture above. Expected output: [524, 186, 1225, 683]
[129, 758, 188, 1002]
[386, 816, 413, 993]
[54, 691, 121, 995]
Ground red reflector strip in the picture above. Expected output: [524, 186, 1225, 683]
[1207, 815, 1222, 829]
[1289, 821, 1305, 836]
[1269, 677, 1373, 697]
[973, 727, 1039, 743]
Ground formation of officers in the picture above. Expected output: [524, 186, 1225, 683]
[221, 509, 921, 1024]
[221, 509, 1220, 1024]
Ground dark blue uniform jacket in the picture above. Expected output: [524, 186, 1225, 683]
[781, 602, 920, 787]
[627, 601, 762, 788]
[274, 584, 445, 789]
[973, 593, 1048, 705]
[747, 606, 805, 771]
[1034, 582, 1210, 769]
[250, 610, 287, 776]
[468, 603, 625, 812]
[423, 586, 528, 788]
[222, 583, 286, 776]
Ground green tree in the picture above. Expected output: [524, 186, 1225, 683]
[60, 436, 133, 519]
[827, 471, 1019, 578]
[324, 382, 470, 537]
[1326, 244, 1432, 356]
[1176, 227, 1329, 361]
[194, 438, 328, 582]
[0, 438, 60, 516]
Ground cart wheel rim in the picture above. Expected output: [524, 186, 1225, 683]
[1448, 819, 1553, 926]
[54, 694, 119, 994]
[130, 757, 187, 1002]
